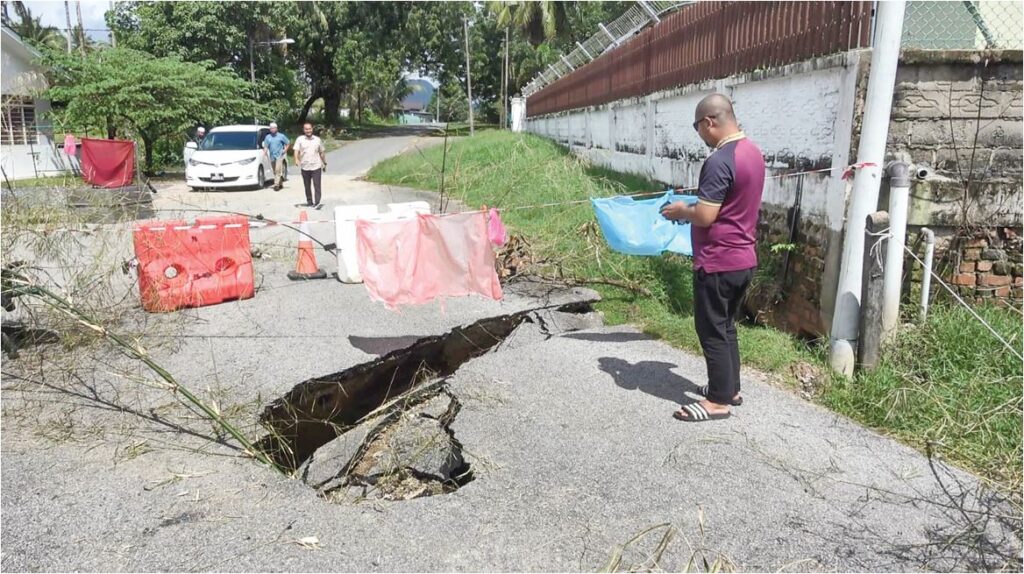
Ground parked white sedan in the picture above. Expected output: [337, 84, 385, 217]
[185, 125, 287, 191]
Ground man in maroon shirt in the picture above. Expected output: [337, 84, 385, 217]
[661, 94, 766, 422]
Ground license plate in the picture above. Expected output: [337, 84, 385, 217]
[211, 174, 224, 181]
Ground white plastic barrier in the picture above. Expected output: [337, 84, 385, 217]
[386, 201, 431, 216]
[335, 204, 380, 283]
[335, 202, 432, 283]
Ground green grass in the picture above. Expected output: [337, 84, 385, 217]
[1, 174, 83, 190]
[823, 304, 1023, 493]
[367, 130, 1022, 493]
[368, 130, 816, 376]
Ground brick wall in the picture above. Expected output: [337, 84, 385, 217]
[889, 50, 1023, 309]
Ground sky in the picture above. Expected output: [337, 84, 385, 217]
[22, 1, 112, 42]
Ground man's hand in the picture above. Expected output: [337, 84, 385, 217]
[660, 201, 693, 222]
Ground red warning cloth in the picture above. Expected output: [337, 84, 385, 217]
[81, 137, 135, 188]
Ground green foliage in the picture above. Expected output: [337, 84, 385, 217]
[823, 304, 1023, 492]
[44, 48, 259, 171]
[3, 1, 67, 52]
[108, 1, 299, 119]
[428, 82, 470, 123]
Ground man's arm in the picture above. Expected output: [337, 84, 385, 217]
[660, 201, 721, 227]
[318, 140, 326, 170]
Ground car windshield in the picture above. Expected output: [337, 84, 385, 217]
[199, 131, 258, 151]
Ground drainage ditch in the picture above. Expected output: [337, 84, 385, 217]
[257, 288, 601, 502]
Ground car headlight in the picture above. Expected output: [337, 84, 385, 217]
[236, 157, 257, 165]
[189, 159, 212, 167]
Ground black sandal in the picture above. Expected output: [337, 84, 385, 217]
[673, 403, 731, 422]
[697, 384, 743, 406]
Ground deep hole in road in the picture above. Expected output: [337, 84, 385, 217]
[257, 293, 600, 501]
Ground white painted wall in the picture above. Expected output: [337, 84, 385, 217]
[525, 52, 864, 233]
[524, 51, 867, 332]
[1, 26, 69, 180]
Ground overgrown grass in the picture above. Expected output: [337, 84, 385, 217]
[823, 304, 1023, 493]
[368, 130, 1023, 493]
[368, 130, 816, 380]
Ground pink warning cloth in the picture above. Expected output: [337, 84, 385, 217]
[63, 134, 76, 156]
[487, 208, 507, 247]
[356, 211, 503, 310]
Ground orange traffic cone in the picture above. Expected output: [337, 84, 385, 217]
[287, 210, 327, 280]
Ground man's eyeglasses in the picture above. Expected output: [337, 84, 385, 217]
[692, 114, 717, 131]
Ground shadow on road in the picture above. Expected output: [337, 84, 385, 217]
[598, 357, 700, 405]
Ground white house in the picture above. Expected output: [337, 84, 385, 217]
[1, 25, 72, 180]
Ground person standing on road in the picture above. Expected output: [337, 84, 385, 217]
[262, 122, 290, 191]
[660, 94, 765, 423]
[293, 122, 327, 209]
[194, 126, 206, 146]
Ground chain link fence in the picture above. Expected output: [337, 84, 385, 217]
[902, 0, 1023, 50]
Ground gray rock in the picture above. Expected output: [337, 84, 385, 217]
[298, 422, 376, 491]
[355, 413, 463, 484]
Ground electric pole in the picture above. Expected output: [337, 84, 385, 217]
[75, 1, 86, 53]
[63, 1, 73, 53]
[109, 1, 116, 47]
[463, 16, 474, 136]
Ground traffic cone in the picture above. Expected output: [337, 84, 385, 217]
[287, 210, 327, 280]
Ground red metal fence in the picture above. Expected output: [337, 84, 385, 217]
[526, 1, 874, 117]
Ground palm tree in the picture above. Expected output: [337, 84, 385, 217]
[5, 1, 67, 52]
[489, 1, 567, 47]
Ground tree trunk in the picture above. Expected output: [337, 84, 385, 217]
[298, 93, 320, 124]
[106, 117, 116, 139]
[141, 133, 153, 174]
[324, 91, 342, 126]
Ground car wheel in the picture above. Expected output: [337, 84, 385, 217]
[257, 165, 266, 190]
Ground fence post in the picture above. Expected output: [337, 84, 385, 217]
[858, 211, 890, 372]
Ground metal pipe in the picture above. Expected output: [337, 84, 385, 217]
[919, 228, 935, 321]
[882, 161, 910, 340]
[828, 0, 907, 378]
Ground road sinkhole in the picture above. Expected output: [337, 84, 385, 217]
[257, 288, 601, 502]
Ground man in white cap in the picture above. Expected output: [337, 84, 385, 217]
[194, 126, 206, 146]
[262, 122, 290, 191]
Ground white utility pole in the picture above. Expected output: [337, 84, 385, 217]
[464, 16, 474, 136]
[828, 0, 908, 377]
[63, 2, 73, 52]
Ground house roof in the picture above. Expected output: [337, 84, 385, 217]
[2, 25, 44, 61]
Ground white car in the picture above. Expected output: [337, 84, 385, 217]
[185, 125, 288, 191]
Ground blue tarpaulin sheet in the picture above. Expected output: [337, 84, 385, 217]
[591, 191, 698, 256]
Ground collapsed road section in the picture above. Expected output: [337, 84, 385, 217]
[258, 283, 603, 495]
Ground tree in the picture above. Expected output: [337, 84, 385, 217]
[108, 1, 300, 120]
[44, 48, 259, 171]
[490, 0, 568, 47]
[2, 1, 67, 52]
[427, 81, 470, 123]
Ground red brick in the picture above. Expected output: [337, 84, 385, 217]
[1014, 276, 1023, 286]
[952, 273, 977, 286]
[963, 249, 982, 261]
[980, 274, 1012, 287]
[975, 260, 993, 272]
[960, 261, 976, 273]
[994, 286, 1011, 297]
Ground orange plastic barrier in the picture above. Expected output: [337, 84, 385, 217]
[133, 215, 255, 312]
